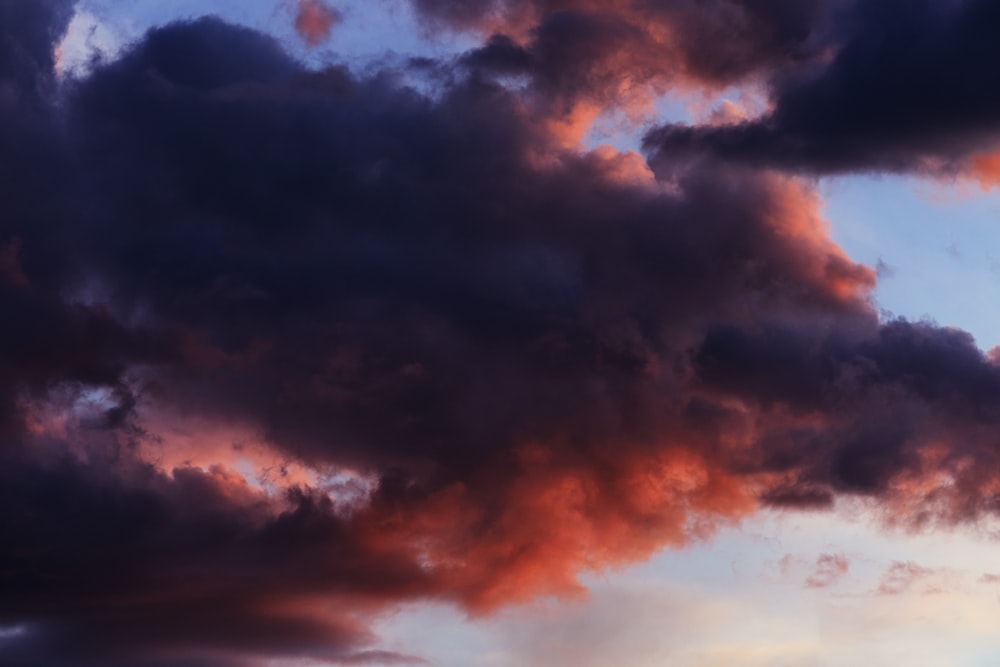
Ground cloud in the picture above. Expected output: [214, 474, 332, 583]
[645, 0, 1000, 182]
[294, 0, 340, 47]
[805, 553, 850, 589]
[424, 0, 836, 84]
[4, 2, 1000, 664]
[0, 451, 436, 666]
[444, 0, 841, 141]
[0, 238, 29, 287]
[776, 552, 850, 589]
[876, 561, 938, 596]
[0, 0, 74, 94]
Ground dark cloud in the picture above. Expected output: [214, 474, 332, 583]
[0, 448, 438, 667]
[699, 319, 1000, 508]
[646, 0, 1000, 179]
[55, 16, 876, 480]
[444, 0, 842, 136]
[0, 0, 74, 96]
[3, 2, 1000, 665]
[779, 552, 851, 588]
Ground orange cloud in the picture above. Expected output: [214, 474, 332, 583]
[295, 0, 339, 46]
[362, 443, 757, 613]
[805, 553, 850, 589]
[969, 150, 1000, 189]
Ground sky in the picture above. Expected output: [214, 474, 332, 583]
[4, 1, 1000, 666]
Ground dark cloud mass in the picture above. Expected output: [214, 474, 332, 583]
[646, 0, 1000, 179]
[4, 0, 1000, 664]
